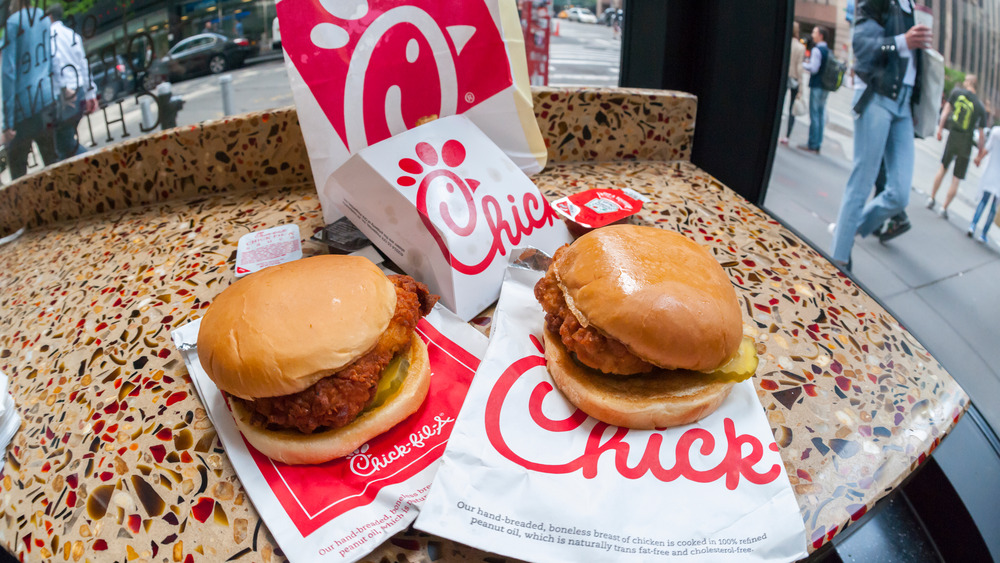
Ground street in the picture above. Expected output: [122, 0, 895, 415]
[2, 53, 295, 184]
[548, 19, 620, 87]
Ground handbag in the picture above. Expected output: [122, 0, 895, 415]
[792, 96, 807, 117]
[913, 49, 944, 139]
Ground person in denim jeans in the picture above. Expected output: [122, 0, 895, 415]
[799, 26, 830, 154]
[829, 0, 931, 270]
[967, 126, 1000, 243]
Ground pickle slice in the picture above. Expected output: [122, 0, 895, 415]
[705, 336, 758, 382]
[367, 355, 410, 411]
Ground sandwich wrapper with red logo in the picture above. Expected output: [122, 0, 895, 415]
[326, 114, 571, 321]
[171, 306, 488, 563]
[277, 0, 547, 226]
[415, 255, 809, 562]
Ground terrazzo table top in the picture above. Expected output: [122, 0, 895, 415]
[0, 90, 967, 563]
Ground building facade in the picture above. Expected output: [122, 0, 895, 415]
[795, 0, 1000, 113]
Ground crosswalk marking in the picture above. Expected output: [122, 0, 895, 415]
[548, 42, 620, 86]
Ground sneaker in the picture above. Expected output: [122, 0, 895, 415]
[967, 227, 975, 238]
[779, 137, 789, 146]
[827, 222, 836, 234]
[832, 258, 852, 273]
[797, 144, 820, 154]
[878, 218, 911, 243]
[925, 196, 935, 210]
[938, 208, 949, 220]
[978, 233, 988, 243]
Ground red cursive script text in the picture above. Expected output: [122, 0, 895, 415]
[483, 345, 782, 490]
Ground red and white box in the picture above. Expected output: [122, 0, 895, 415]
[415, 263, 808, 562]
[276, 0, 546, 225]
[171, 307, 488, 563]
[328, 115, 571, 321]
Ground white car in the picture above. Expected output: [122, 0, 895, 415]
[567, 7, 598, 24]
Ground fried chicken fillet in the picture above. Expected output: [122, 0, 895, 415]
[534, 253, 655, 375]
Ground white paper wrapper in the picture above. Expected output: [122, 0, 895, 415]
[327, 115, 571, 321]
[171, 306, 488, 563]
[0, 371, 20, 454]
[416, 257, 808, 562]
[276, 0, 547, 225]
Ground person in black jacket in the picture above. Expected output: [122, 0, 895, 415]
[828, 0, 931, 270]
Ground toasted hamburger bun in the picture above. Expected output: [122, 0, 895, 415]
[543, 330, 733, 429]
[198, 255, 397, 399]
[552, 225, 742, 371]
[229, 334, 430, 465]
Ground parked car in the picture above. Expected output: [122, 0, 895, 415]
[89, 54, 137, 103]
[149, 33, 252, 85]
[566, 7, 597, 23]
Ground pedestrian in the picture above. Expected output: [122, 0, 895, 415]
[967, 126, 1000, 243]
[829, 0, 931, 270]
[47, 3, 99, 160]
[2, 0, 58, 180]
[925, 75, 988, 219]
[779, 23, 806, 146]
[798, 26, 831, 155]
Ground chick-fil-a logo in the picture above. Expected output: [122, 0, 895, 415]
[277, 0, 512, 152]
[347, 414, 455, 477]
[394, 140, 560, 274]
[484, 335, 783, 490]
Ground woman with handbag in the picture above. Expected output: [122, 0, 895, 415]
[780, 22, 806, 146]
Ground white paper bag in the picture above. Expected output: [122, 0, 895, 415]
[416, 257, 808, 562]
[171, 307, 488, 563]
[276, 0, 547, 225]
[327, 115, 571, 321]
[914, 49, 944, 139]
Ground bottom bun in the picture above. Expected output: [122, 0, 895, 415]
[543, 329, 733, 430]
[230, 334, 431, 465]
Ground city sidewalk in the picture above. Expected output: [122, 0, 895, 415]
[765, 83, 1000, 435]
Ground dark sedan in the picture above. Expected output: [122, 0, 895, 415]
[148, 33, 251, 87]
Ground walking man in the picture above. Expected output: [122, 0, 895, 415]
[48, 3, 99, 160]
[829, 0, 931, 270]
[925, 75, 987, 219]
[799, 26, 831, 154]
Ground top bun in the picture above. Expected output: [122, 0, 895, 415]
[553, 225, 741, 371]
[198, 255, 397, 399]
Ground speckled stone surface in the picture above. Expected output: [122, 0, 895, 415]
[533, 87, 696, 163]
[0, 88, 966, 562]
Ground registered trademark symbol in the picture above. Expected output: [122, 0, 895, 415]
[465, 92, 475, 104]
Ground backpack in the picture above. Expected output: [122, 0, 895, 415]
[949, 92, 977, 133]
[818, 46, 846, 91]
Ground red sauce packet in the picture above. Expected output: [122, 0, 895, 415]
[551, 188, 647, 235]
